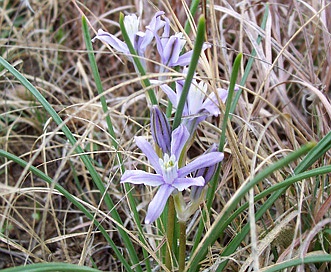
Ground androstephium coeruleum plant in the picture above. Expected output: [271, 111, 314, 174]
[92, 10, 237, 271]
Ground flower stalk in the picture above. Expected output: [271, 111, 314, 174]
[165, 196, 175, 270]
[179, 220, 187, 271]
[118, 13, 158, 105]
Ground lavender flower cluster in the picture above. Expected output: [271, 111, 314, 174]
[93, 11, 228, 224]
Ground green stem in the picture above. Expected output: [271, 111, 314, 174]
[187, 142, 314, 271]
[172, 15, 206, 130]
[118, 13, 158, 105]
[0, 150, 133, 272]
[0, 56, 140, 271]
[82, 16, 150, 271]
[179, 221, 187, 271]
[165, 196, 175, 270]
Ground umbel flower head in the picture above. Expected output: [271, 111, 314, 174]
[121, 124, 224, 224]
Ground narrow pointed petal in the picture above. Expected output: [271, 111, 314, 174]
[187, 80, 205, 115]
[124, 14, 139, 42]
[178, 152, 224, 177]
[144, 11, 166, 49]
[175, 81, 185, 106]
[216, 87, 229, 103]
[163, 34, 183, 66]
[159, 84, 178, 106]
[121, 170, 164, 186]
[148, 11, 166, 32]
[135, 137, 162, 174]
[172, 176, 205, 191]
[134, 31, 147, 55]
[193, 144, 219, 183]
[145, 184, 175, 224]
[174, 50, 193, 67]
[161, 17, 171, 46]
[202, 88, 229, 115]
[171, 125, 190, 159]
[92, 29, 128, 53]
[174, 43, 211, 67]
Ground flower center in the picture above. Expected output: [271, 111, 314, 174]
[160, 154, 178, 184]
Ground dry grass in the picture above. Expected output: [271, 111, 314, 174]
[0, 0, 331, 270]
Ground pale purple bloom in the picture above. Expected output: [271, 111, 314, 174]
[121, 125, 224, 224]
[92, 11, 166, 67]
[150, 105, 171, 154]
[160, 77, 229, 133]
[190, 144, 222, 201]
[155, 17, 211, 67]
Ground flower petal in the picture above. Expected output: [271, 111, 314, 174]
[92, 29, 128, 54]
[202, 88, 229, 116]
[171, 125, 190, 159]
[121, 170, 164, 186]
[216, 87, 229, 103]
[144, 11, 166, 49]
[174, 42, 211, 67]
[163, 33, 185, 66]
[124, 14, 139, 43]
[172, 176, 205, 191]
[174, 50, 193, 67]
[187, 80, 205, 115]
[178, 152, 224, 177]
[145, 184, 175, 224]
[135, 136, 162, 174]
[159, 84, 178, 107]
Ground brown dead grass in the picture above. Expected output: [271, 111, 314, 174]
[0, 0, 331, 270]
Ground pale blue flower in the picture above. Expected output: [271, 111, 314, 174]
[160, 77, 229, 133]
[121, 125, 224, 224]
[155, 18, 210, 67]
[92, 11, 166, 67]
[190, 144, 221, 201]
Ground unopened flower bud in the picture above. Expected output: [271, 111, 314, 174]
[150, 105, 171, 154]
[190, 144, 221, 201]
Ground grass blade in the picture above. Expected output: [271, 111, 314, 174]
[191, 53, 242, 254]
[0, 262, 102, 272]
[82, 16, 118, 149]
[187, 142, 314, 271]
[260, 253, 331, 272]
[172, 15, 206, 130]
[0, 149, 132, 271]
[82, 16, 151, 271]
[0, 56, 141, 270]
[215, 129, 331, 270]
